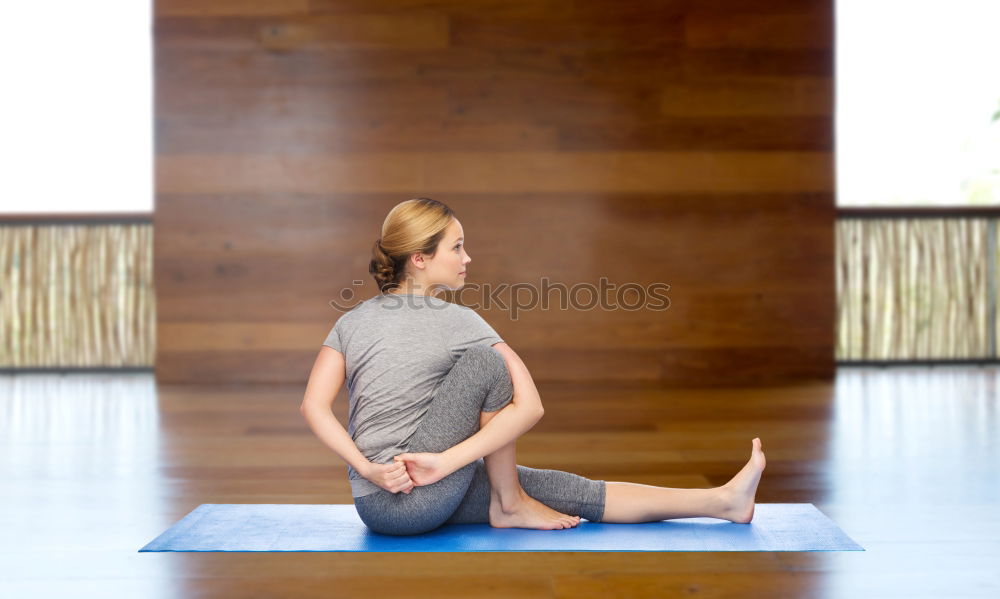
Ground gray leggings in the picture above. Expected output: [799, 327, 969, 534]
[353, 344, 606, 536]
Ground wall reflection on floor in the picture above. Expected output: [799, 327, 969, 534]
[0, 373, 176, 599]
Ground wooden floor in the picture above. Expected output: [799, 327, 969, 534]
[1, 366, 997, 598]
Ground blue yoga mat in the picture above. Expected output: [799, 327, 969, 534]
[139, 503, 863, 552]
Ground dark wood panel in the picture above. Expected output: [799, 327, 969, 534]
[152, 249, 832, 296]
[155, 45, 687, 86]
[447, 12, 685, 50]
[685, 11, 833, 48]
[556, 115, 832, 150]
[660, 77, 833, 116]
[155, 349, 316, 383]
[157, 119, 559, 153]
[156, 82, 451, 126]
[156, 13, 449, 51]
[681, 48, 833, 77]
[157, 0, 310, 17]
[306, 0, 581, 19]
[154, 0, 835, 384]
[154, 152, 832, 194]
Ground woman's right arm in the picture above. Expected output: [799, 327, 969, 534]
[437, 342, 544, 476]
[300, 346, 414, 494]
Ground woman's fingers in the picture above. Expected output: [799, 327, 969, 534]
[388, 463, 414, 489]
[381, 461, 415, 493]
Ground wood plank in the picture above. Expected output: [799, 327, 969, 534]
[557, 115, 831, 150]
[157, 119, 560, 153]
[449, 13, 685, 49]
[307, 0, 579, 19]
[660, 77, 833, 116]
[683, 48, 834, 77]
[155, 13, 449, 50]
[156, 82, 451, 125]
[156, 152, 833, 194]
[156, 0, 310, 17]
[685, 12, 833, 49]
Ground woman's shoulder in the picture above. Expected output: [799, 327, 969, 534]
[331, 296, 379, 325]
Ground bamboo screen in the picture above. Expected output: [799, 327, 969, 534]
[0, 223, 155, 368]
[836, 218, 995, 361]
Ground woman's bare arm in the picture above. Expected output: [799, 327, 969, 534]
[299, 346, 373, 478]
[438, 342, 544, 475]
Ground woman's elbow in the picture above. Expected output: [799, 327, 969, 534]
[300, 398, 325, 415]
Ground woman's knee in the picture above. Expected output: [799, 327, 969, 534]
[365, 519, 438, 536]
[455, 345, 513, 412]
[356, 499, 441, 536]
[460, 344, 506, 372]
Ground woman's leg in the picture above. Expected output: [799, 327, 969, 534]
[445, 457, 605, 525]
[601, 438, 766, 523]
[478, 408, 582, 529]
[445, 437, 767, 525]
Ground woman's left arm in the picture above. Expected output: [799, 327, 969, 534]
[300, 346, 373, 478]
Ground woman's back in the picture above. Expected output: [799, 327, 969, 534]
[322, 292, 503, 497]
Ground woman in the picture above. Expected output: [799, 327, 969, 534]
[301, 198, 766, 536]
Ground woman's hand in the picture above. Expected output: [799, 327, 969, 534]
[362, 460, 415, 494]
[393, 452, 451, 487]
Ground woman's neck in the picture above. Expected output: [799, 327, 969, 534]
[389, 281, 443, 297]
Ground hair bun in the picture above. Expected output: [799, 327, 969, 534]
[370, 197, 455, 294]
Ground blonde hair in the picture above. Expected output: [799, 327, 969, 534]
[369, 198, 456, 294]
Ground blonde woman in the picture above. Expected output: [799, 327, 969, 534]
[301, 198, 766, 536]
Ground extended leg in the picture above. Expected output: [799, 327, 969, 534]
[601, 438, 766, 523]
[446, 437, 766, 527]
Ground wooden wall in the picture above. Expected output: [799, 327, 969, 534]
[154, 0, 835, 386]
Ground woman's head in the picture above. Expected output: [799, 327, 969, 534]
[369, 198, 471, 295]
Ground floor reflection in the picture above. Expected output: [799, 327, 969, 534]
[0, 373, 177, 599]
[829, 366, 998, 504]
[819, 366, 1000, 598]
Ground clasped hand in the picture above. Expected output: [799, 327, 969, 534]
[364, 452, 451, 494]
[394, 452, 450, 486]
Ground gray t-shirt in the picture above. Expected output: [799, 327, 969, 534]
[322, 292, 505, 497]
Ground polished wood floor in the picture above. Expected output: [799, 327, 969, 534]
[1, 366, 997, 598]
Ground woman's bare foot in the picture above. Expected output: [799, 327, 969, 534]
[488, 488, 582, 530]
[717, 437, 767, 523]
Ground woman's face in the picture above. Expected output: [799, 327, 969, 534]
[417, 218, 470, 292]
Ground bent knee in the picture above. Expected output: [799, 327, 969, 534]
[463, 343, 503, 363]
[462, 344, 509, 376]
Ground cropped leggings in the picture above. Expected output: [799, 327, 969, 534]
[353, 344, 606, 536]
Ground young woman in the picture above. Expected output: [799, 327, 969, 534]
[301, 198, 766, 536]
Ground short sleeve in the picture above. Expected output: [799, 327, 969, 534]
[447, 307, 504, 358]
[322, 319, 343, 353]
